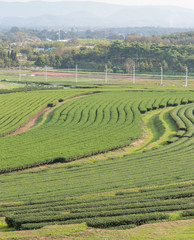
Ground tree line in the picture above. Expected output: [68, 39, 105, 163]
[2, 31, 194, 73]
[0, 48, 18, 67]
[32, 40, 194, 73]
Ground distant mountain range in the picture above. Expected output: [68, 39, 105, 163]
[1, 1, 194, 28]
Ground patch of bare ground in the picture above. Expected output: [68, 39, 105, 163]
[138, 219, 194, 229]
[8, 107, 50, 136]
[7, 236, 79, 240]
[75, 219, 194, 238]
[135, 219, 194, 238]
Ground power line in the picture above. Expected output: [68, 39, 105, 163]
[19, 64, 21, 81]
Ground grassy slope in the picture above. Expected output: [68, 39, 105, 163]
[0, 83, 24, 89]
[131, 107, 176, 152]
[0, 220, 193, 239]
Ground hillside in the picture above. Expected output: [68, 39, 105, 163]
[1, 1, 194, 28]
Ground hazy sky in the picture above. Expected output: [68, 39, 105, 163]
[1, 0, 194, 9]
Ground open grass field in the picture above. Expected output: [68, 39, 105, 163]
[0, 220, 193, 239]
[0, 80, 193, 239]
[1, 68, 194, 86]
[0, 82, 24, 90]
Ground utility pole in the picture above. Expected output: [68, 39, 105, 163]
[19, 64, 21, 81]
[76, 64, 78, 83]
[186, 67, 188, 87]
[161, 66, 163, 85]
[45, 65, 47, 82]
[105, 64, 108, 83]
[133, 65, 135, 84]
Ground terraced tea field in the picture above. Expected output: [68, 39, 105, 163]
[0, 85, 193, 239]
[0, 89, 88, 136]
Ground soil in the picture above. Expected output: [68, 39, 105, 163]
[8, 107, 50, 136]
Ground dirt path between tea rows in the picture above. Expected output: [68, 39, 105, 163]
[9, 107, 50, 135]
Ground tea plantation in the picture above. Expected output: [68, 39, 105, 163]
[0, 85, 193, 233]
[0, 89, 87, 136]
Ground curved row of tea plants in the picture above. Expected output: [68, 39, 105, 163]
[1, 119, 192, 202]
[2, 182, 194, 230]
[0, 90, 194, 173]
[0, 88, 194, 230]
[0, 89, 86, 136]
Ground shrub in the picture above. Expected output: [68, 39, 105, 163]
[47, 103, 55, 107]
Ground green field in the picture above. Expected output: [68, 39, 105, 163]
[0, 89, 88, 136]
[0, 220, 193, 239]
[1, 68, 194, 86]
[0, 82, 193, 239]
